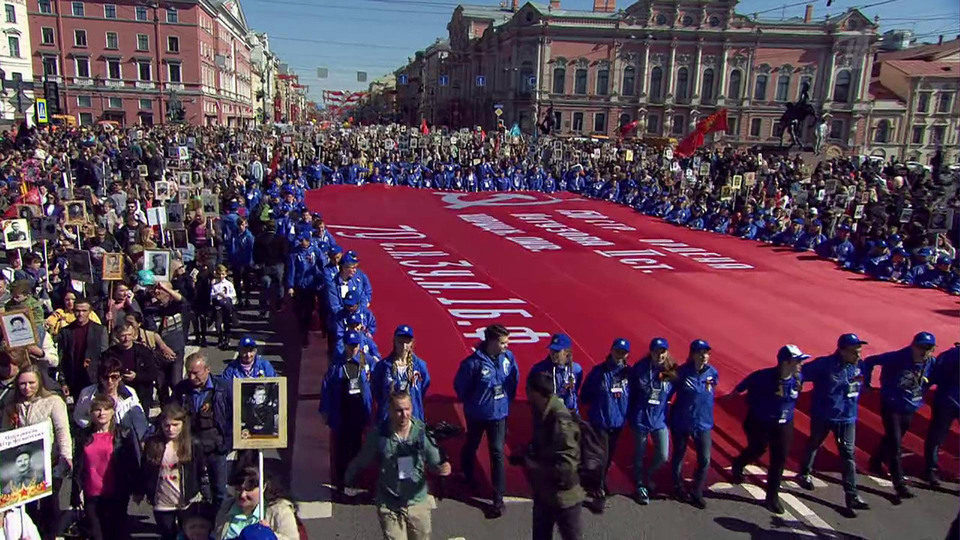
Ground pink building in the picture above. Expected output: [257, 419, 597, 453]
[28, 0, 254, 126]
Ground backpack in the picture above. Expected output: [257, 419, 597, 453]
[572, 414, 607, 495]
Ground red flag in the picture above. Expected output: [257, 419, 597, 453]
[675, 109, 728, 158]
[420, 119, 430, 136]
[619, 120, 640, 138]
[675, 130, 705, 159]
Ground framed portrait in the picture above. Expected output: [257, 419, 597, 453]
[36, 217, 58, 241]
[138, 164, 148, 178]
[64, 200, 87, 226]
[0, 309, 37, 349]
[155, 180, 172, 201]
[720, 185, 734, 201]
[177, 171, 193, 186]
[167, 159, 180, 171]
[854, 204, 865, 220]
[200, 194, 219, 217]
[731, 175, 743, 190]
[166, 146, 178, 159]
[824, 179, 838, 195]
[143, 249, 172, 282]
[699, 163, 711, 177]
[192, 171, 204, 188]
[65, 249, 94, 283]
[177, 186, 192, 203]
[15, 205, 41, 221]
[166, 203, 185, 229]
[928, 209, 953, 233]
[172, 229, 189, 249]
[744, 171, 757, 187]
[146, 207, 167, 228]
[101, 253, 124, 281]
[0, 422, 54, 512]
[178, 146, 189, 161]
[232, 377, 288, 450]
[2, 219, 32, 250]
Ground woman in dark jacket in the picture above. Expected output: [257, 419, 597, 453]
[137, 403, 206, 540]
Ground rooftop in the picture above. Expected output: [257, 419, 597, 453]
[878, 38, 960, 62]
[884, 59, 959, 78]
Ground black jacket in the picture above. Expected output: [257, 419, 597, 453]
[57, 321, 109, 392]
[138, 439, 206, 506]
[253, 231, 288, 267]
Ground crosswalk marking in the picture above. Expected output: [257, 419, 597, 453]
[780, 493, 837, 536]
[298, 501, 333, 519]
[740, 483, 817, 537]
[866, 474, 894, 488]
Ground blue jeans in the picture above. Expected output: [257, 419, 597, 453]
[633, 427, 669, 491]
[201, 451, 229, 509]
[800, 418, 857, 496]
[671, 429, 712, 498]
[460, 418, 506, 504]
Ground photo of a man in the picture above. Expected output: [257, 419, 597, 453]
[2, 310, 36, 348]
[0, 443, 43, 495]
[240, 383, 280, 438]
[3, 219, 30, 249]
[65, 201, 86, 225]
[232, 377, 287, 449]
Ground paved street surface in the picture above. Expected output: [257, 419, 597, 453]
[117, 295, 958, 540]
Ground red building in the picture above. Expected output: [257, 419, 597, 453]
[28, 0, 254, 126]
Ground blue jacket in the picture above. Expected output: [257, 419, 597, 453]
[227, 229, 255, 268]
[454, 346, 519, 421]
[869, 256, 910, 282]
[325, 272, 367, 313]
[815, 237, 856, 263]
[794, 232, 826, 252]
[669, 361, 719, 433]
[627, 356, 674, 432]
[220, 355, 277, 381]
[734, 367, 803, 424]
[527, 358, 584, 413]
[285, 244, 324, 289]
[371, 353, 431, 424]
[864, 347, 933, 414]
[330, 305, 377, 341]
[319, 352, 376, 432]
[800, 354, 864, 423]
[580, 358, 630, 429]
[928, 345, 959, 411]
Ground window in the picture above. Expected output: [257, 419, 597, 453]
[74, 29, 87, 47]
[775, 74, 790, 101]
[829, 119, 844, 140]
[932, 126, 945, 143]
[874, 120, 890, 143]
[676, 67, 689, 101]
[168, 62, 182, 83]
[702, 68, 715, 103]
[937, 93, 952, 113]
[672, 114, 684, 135]
[108, 97, 122, 109]
[912, 126, 924, 144]
[107, 59, 121, 79]
[574, 68, 587, 95]
[104, 4, 116, 18]
[6, 36, 19, 58]
[75, 57, 90, 78]
[79, 112, 94, 126]
[4, 4, 15, 23]
[106, 31, 118, 49]
[139, 99, 152, 110]
[552, 66, 565, 94]
[833, 70, 851, 103]
[42, 56, 57, 76]
[71, 1, 84, 16]
[728, 69, 742, 100]
[917, 92, 930, 113]
[619, 113, 631, 127]
[650, 66, 663, 102]
[166, 7, 178, 23]
[773, 121, 783, 138]
[41, 27, 55, 45]
[137, 34, 149, 51]
[76, 95, 91, 107]
[622, 66, 636, 96]
[798, 75, 813, 101]
[39, 0, 51, 14]
[726, 116, 738, 136]
[138, 61, 151, 81]
[136, 6, 147, 20]
[572, 112, 584, 132]
[596, 66, 609, 95]
[750, 118, 762, 137]
[167, 36, 180, 52]
[552, 111, 562, 131]
[647, 114, 659, 134]
[593, 112, 606, 133]
[754, 74, 768, 101]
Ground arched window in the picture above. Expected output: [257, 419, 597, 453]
[596, 64, 610, 95]
[754, 74, 768, 100]
[701, 68, 715, 102]
[622, 66, 636, 96]
[776, 74, 790, 101]
[619, 113, 632, 127]
[574, 67, 587, 94]
[650, 66, 663, 102]
[552, 65, 566, 94]
[833, 70, 851, 103]
[875, 119, 890, 143]
[728, 69, 742, 100]
[676, 67, 689, 101]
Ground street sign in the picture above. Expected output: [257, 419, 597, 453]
[35, 98, 48, 123]
[493, 103, 504, 117]
[476, 75, 485, 87]
[495, 108, 503, 117]
[398, 74, 408, 85]
[438, 75, 449, 87]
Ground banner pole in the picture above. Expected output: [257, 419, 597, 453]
[258, 449, 265, 521]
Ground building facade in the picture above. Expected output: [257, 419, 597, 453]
[0, 0, 37, 124]
[27, 0, 255, 126]
[401, 0, 881, 152]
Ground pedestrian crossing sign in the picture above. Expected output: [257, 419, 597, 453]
[35, 99, 48, 123]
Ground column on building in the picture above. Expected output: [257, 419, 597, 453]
[639, 42, 650, 97]
[691, 41, 703, 103]
[665, 40, 677, 102]
[717, 45, 730, 103]
[822, 46, 837, 104]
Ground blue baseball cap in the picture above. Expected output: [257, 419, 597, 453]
[917, 247, 933, 258]
[395, 324, 414, 338]
[690, 339, 712, 352]
[238, 336, 257, 349]
[346, 312, 364, 326]
[791, 218, 804, 225]
[327, 244, 344, 256]
[811, 218, 822, 227]
[837, 224, 852, 232]
[344, 330, 363, 346]
[650, 337, 669, 351]
[892, 247, 907, 257]
[297, 232, 311, 242]
[238, 524, 277, 540]
[837, 333, 868, 348]
[611, 338, 630, 352]
[342, 251, 359, 265]
[548, 333, 572, 351]
[936, 255, 951, 266]
[777, 344, 811, 362]
[888, 234, 902, 245]
[913, 332, 936, 347]
[343, 290, 360, 307]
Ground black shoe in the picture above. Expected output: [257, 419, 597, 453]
[487, 500, 505, 519]
[923, 470, 941, 488]
[673, 487, 690, 503]
[765, 497, 785, 515]
[731, 466, 745, 484]
[894, 485, 915, 500]
[634, 487, 650, 505]
[795, 474, 815, 491]
[690, 494, 707, 510]
[846, 494, 870, 511]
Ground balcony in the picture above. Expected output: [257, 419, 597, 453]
[135, 81, 156, 89]
[167, 83, 184, 91]
[104, 79, 123, 88]
[73, 77, 93, 86]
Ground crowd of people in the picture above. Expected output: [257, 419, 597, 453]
[0, 119, 955, 540]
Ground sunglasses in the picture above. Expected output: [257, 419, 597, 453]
[104, 373, 122, 381]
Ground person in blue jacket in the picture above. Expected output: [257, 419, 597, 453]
[794, 219, 827, 252]
[221, 336, 278, 381]
[772, 218, 804, 246]
[730, 345, 809, 514]
[371, 324, 430, 424]
[285, 233, 323, 346]
[627, 337, 675, 505]
[339, 311, 380, 361]
[227, 218, 255, 308]
[319, 330, 377, 499]
[815, 223, 856, 264]
[869, 247, 910, 282]
[453, 324, 519, 518]
[924, 343, 959, 487]
[580, 338, 632, 510]
[330, 290, 377, 349]
[527, 333, 583, 414]
[796, 333, 870, 517]
[864, 331, 937, 501]
[669, 339, 718, 510]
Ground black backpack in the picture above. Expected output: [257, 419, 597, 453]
[572, 414, 607, 494]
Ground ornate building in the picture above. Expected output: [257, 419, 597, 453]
[404, 0, 881, 151]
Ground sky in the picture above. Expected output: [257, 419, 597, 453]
[238, 0, 960, 104]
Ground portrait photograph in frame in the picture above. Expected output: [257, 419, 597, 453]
[143, 249, 172, 282]
[2, 219, 32, 250]
[64, 201, 87, 226]
[0, 422, 54, 511]
[0, 309, 37, 349]
[102, 253, 125, 281]
[232, 377, 288, 450]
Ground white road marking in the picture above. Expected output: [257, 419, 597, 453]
[740, 483, 816, 537]
[780, 493, 837, 536]
[866, 474, 893, 488]
[709, 482, 735, 491]
[298, 501, 333, 519]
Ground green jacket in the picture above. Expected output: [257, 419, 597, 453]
[529, 395, 585, 509]
[344, 419, 443, 511]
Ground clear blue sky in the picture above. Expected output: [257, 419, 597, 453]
[239, 0, 960, 104]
